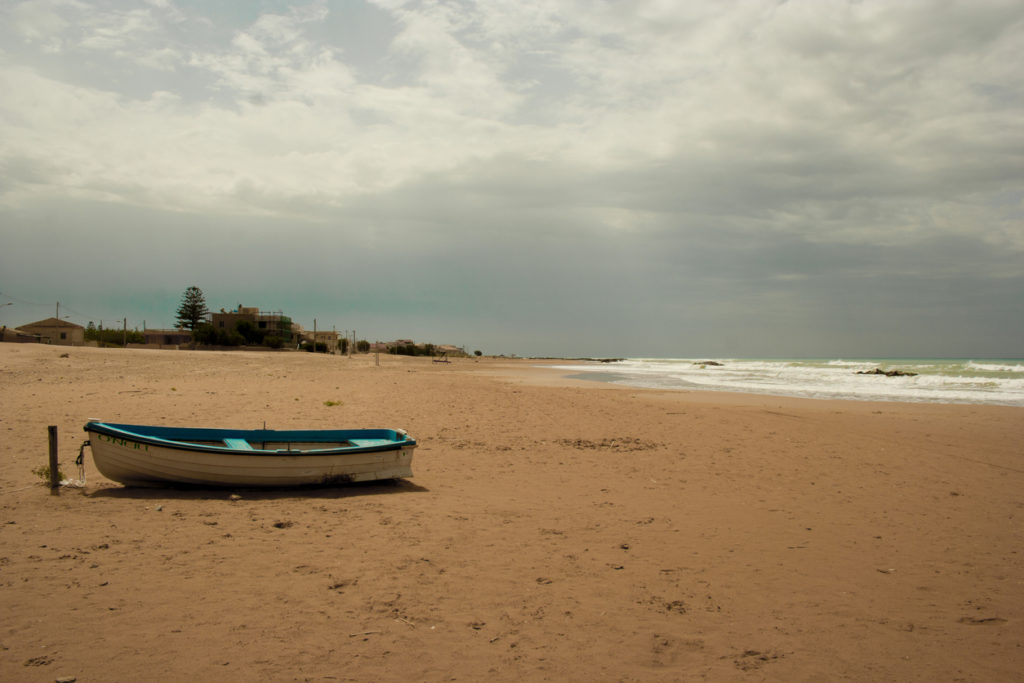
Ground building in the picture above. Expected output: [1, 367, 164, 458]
[16, 318, 85, 345]
[0, 326, 41, 343]
[306, 329, 340, 352]
[141, 329, 194, 347]
[210, 305, 257, 331]
[211, 305, 293, 342]
[257, 310, 293, 341]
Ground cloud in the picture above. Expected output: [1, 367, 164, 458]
[8, 0, 82, 53]
[2, 2, 1020, 228]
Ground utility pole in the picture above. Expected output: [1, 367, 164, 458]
[123, 317, 127, 347]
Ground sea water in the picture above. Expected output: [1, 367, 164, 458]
[549, 358, 1024, 406]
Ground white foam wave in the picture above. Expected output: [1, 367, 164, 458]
[966, 361, 1024, 373]
[549, 358, 1024, 406]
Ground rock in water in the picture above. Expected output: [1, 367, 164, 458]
[856, 368, 917, 377]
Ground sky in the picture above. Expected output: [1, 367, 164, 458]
[1, 0, 1022, 358]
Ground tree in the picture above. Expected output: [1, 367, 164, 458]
[175, 286, 209, 330]
[193, 323, 244, 347]
[235, 320, 265, 345]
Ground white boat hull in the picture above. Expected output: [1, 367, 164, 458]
[86, 427, 415, 488]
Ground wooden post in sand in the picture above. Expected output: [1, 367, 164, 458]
[47, 425, 60, 495]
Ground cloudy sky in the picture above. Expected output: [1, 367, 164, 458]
[1, 0, 1021, 357]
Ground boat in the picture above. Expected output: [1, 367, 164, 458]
[83, 420, 416, 487]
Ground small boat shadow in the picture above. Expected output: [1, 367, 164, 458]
[85, 478, 428, 500]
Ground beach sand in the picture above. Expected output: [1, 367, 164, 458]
[1, 344, 1022, 681]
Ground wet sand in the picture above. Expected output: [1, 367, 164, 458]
[1, 344, 1022, 681]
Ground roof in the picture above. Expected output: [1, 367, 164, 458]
[20, 317, 85, 329]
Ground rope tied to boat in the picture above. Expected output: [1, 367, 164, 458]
[70, 440, 89, 486]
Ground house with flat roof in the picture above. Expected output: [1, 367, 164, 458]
[303, 328, 340, 352]
[211, 305, 293, 341]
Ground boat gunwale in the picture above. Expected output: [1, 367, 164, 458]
[85, 421, 416, 457]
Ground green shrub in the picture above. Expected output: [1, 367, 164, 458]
[84, 327, 145, 346]
[32, 464, 65, 483]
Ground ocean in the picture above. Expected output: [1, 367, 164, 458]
[548, 358, 1024, 406]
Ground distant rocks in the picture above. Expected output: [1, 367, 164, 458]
[856, 368, 918, 377]
[536, 357, 624, 363]
[694, 361, 723, 367]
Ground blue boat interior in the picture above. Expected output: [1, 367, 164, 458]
[85, 421, 414, 454]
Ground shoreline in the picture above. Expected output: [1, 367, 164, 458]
[1, 344, 1022, 681]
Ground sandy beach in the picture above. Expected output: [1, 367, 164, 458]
[1, 344, 1022, 682]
